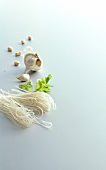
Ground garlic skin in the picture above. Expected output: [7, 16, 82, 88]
[24, 46, 34, 54]
[16, 74, 30, 82]
[24, 53, 43, 74]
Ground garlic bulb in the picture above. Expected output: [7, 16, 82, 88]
[24, 53, 43, 74]
[16, 74, 30, 82]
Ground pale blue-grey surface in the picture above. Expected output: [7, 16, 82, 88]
[0, 0, 106, 170]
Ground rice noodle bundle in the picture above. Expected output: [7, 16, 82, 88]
[6, 91, 56, 114]
[0, 94, 35, 127]
[0, 90, 56, 128]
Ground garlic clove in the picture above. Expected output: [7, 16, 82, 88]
[28, 35, 32, 41]
[8, 47, 13, 52]
[16, 74, 30, 82]
[21, 39, 26, 44]
[36, 58, 42, 67]
[15, 51, 22, 57]
[14, 61, 20, 66]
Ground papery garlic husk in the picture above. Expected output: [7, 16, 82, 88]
[24, 46, 34, 53]
[24, 53, 43, 74]
[16, 74, 30, 82]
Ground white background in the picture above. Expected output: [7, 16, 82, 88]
[0, 0, 106, 169]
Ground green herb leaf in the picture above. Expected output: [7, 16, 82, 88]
[45, 74, 52, 83]
[35, 74, 53, 92]
[19, 80, 33, 92]
[18, 74, 53, 93]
